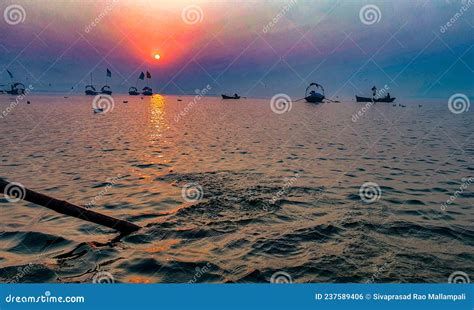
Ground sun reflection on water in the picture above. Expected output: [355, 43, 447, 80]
[149, 94, 169, 135]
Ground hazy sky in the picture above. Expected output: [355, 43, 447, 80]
[1, 0, 473, 98]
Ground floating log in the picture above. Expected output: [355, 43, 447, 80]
[0, 178, 141, 235]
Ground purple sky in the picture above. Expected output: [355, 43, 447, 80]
[1, 0, 473, 98]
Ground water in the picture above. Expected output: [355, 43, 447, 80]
[0, 94, 472, 283]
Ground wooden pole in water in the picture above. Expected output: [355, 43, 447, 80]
[0, 179, 141, 235]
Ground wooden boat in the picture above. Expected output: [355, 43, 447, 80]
[355, 95, 396, 103]
[100, 69, 112, 95]
[85, 85, 98, 95]
[222, 94, 240, 99]
[142, 86, 153, 96]
[5, 82, 26, 95]
[305, 93, 324, 103]
[128, 86, 139, 96]
[304, 83, 325, 103]
[100, 85, 112, 95]
[85, 73, 98, 95]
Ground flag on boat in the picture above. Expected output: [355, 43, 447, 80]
[106, 69, 112, 77]
[6, 70, 13, 79]
[146, 71, 151, 79]
[139, 72, 145, 80]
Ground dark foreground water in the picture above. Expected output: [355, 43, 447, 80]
[0, 94, 472, 283]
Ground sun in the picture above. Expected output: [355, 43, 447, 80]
[154, 53, 161, 60]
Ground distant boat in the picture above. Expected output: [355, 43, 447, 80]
[100, 69, 112, 95]
[85, 85, 98, 95]
[142, 86, 153, 96]
[356, 86, 396, 103]
[304, 83, 325, 103]
[355, 95, 395, 103]
[222, 94, 240, 99]
[129, 71, 145, 96]
[85, 73, 98, 95]
[93, 108, 104, 113]
[141, 71, 153, 95]
[100, 85, 112, 95]
[128, 86, 139, 96]
[2, 70, 26, 95]
[5, 82, 26, 95]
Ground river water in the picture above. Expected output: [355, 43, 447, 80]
[0, 94, 472, 283]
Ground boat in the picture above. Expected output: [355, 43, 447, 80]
[0, 70, 26, 96]
[222, 94, 240, 99]
[93, 108, 104, 113]
[2, 70, 26, 95]
[100, 85, 112, 95]
[139, 71, 153, 96]
[130, 72, 145, 95]
[128, 86, 139, 96]
[142, 86, 153, 96]
[99, 69, 112, 95]
[5, 82, 26, 95]
[85, 73, 98, 95]
[304, 83, 325, 103]
[356, 86, 396, 103]
[85, 85, 98, 95]
[355, 95, 395, 103]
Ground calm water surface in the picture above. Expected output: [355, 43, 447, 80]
[0, 94, 472, 283]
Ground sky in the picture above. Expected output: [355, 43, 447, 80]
[0, 0, 473, 99]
